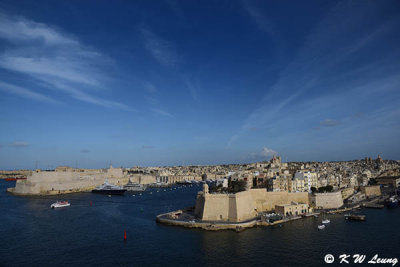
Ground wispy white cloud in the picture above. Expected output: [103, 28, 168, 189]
[248, 147, 277, 160]
[0, 81, 59, 104]
[242, 0, 276, 36]
[229, 1, 400, 145]
[151, 108, 173, 117]
[9, 141, 29, 147]
[320, 119, 340, 127]
[184, 78, 199, 102]
[141, 28, 179, 67]
[144, 95, 159, 106]
[0, 12, 131, 110]
[0, 14, 77, 46]
[165, 0, 185, 20]
[143, 81, 158, 94]
[143, 80, 173, 117]
[140, 28, 200, 103]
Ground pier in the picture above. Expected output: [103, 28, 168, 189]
[156, 208, 321, 232]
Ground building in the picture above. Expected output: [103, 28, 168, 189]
[375, 176, 400, 188]
[194, 184, 309, 222]
[341, 187, 355, 200]
[360, 185, 381, 197]
[275, 203, 309, 217]
[291, 171, 318, 192]
[310, 191, 344, 209]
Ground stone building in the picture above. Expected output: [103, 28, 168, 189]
[310, 191, 344, 209]
[275, 202, 309, 217]
[194, 184, 309, 222]
[360, 185, 381, 197]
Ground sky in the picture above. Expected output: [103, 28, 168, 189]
[0, 0, 399, 169]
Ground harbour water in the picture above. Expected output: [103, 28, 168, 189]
[0, 180, 399, 266]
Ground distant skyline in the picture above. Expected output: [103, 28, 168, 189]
[1, 0, 400, 169]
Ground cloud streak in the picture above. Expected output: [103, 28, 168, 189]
[0, 81, 59, 104]
[151, 108, 173, 117]
[141, 28, 179, 67]
[229, 1, 400, 146]
[9, 141, 29, 147]
[0, 12, 131, 110]
[320, 119, 340, 127]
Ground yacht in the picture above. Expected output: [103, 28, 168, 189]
[51, 201, 70, 209]
[124, 180, 147, 192]
[318, 224, 326, 230]
[92, 179, 126, 195]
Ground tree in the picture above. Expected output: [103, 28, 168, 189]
[228, 180, 247, 193]
[311, 187, 317, 193]
[317, 185, 333, 193]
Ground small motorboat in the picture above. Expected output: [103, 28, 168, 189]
[322, 213, 330, 224]
[386, 195, 399, 208]
[318, 224, 326, 230]
[51, 201, 70, 209]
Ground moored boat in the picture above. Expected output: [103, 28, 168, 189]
[124, 180, 147, 192]
[92, 179, 126, 195]
[322, 213, 330, 224]
[346, 214, 366, 221]
[318, 225, 325, 230]
[386, 196, 399, 208]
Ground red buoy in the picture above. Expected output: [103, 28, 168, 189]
[124, 230, 127, 241]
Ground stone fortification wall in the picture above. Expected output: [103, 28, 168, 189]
[360, 185, 381, 197]
[129, 174, 156, 184]
[341, 187, 355, 199]
[311, 191, 343, 209]
[198, 191, 257, 222]
[250, 189, 309, 211]
[201, 193, 231, 221]
[0, 170, 32, 178]
[10, 167, 128, 195]
[195, 187, 309, 222]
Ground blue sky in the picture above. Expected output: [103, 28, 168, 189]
[0, 0, 399, 169]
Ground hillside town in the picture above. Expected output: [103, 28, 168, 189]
[3, 156, 400, 194]
[155, 156, 400, 230]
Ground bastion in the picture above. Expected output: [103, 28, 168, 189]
[7, 166, 129, 195]
[310, 191, 344, 209]
[194, 184, 309, 222]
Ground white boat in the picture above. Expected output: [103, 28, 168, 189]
[124, 180, 147, 192]
[51, 201, 70, 209]
[322, 213, 330, 224]
[318, 224, 325, 230]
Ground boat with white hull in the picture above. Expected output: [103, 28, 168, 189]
[92, 179, 126, 195]
[124, 180, 147, 192]
[51, 201, 70, 209]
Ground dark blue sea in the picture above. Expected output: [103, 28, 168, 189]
[0, 180, 399, 267]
